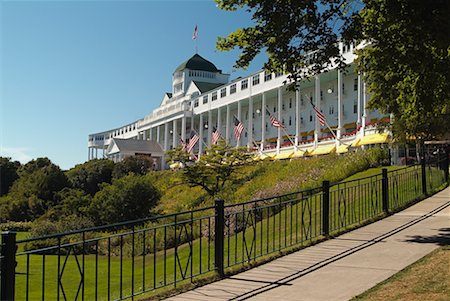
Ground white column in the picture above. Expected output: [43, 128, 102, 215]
[156, 126, 160, 145]
[226, 105, 231, 143]
[260, 92, 266, 152]
[247, 96, 253, 149]
[181, 116, 186, 142]
[295, 88, 300, 149]
[337, 69, 343, 146]
[88, 147, 91, 160]
[217, 107, 222, 138]
[95, 148, 98, 159]
[237, 100, 242, 147]
[164, 122, 169, 151]
[357, 73, 362, 128]
[361, 77, 368, 136]
[207, 110, 212, 146]
[172, 119, 177, 148]
[199, 113, 204, 156]
[143, 130, 147, 140]
[149, 129, 153, 141]
[276, 87, 282, 153]
[314, 75, 320, 147]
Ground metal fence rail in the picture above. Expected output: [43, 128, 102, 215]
[1, 155, 448, 301]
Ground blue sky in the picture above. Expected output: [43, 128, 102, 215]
[0, 0, 266, 170]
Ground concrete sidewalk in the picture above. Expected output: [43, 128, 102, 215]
[165, 187, 450, 301]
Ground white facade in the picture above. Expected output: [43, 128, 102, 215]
[88, 44, 388, 161]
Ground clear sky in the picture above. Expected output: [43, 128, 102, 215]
[0, 0, 266, 170]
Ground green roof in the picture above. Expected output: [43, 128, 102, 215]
[174, 54, 219, 73]
[192, 81, 223, 93]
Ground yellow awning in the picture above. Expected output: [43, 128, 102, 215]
[291, 150, 308, 158]
[356, 133, 390, 146]
[255, 153, 274, 161]
[336, 144, 349, 154]
[310, 145, 336, 156]
[351, 139, 361, 147]
[273, 152, 294, 160]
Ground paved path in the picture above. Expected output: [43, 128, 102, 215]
[165, 187, 450, 301]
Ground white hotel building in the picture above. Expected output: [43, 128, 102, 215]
[88, 43, 389, 167]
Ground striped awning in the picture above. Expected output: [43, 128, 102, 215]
[254, 153, 274, 161]
[355, 133, 390, 146]
[273, 152, 294, 160]
[336, 144, 349, 154]
[291, 150, 308, 158]
[310, 144, 336, 156]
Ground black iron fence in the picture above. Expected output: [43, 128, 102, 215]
[1, 155, 448, 301]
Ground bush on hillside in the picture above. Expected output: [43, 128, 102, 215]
[66, 159, 115, 196]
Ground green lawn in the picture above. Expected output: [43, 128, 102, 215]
[12, 165, 447, 301]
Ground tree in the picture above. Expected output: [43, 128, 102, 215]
[0, 157, 21, 196]
[165, 140, 254, 198]
[66, 159, 115, 196]
[112, 155, 154, 179]
[6, 158, 69, 221]
[89, 174, 160, 225]
[357, 0, 450, 141]
[216, 0, 449, 140]
[215, 0, 359, 81]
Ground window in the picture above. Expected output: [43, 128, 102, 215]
[354, 100, 357, 114]
[264, 71, 272, 82]
[174, 83, 183, 93]
[354, 78, 358, 91]
[220, 88, 227, 98]
[342, 83, 345, 94]
[329, 105, 334, 115]
[230, 83, 236, 94]
[241, 79, 248, 90]
[252, 74, 260, 86]
[245, 111, 248, 120]
[275, 71, 283, 77]
[309, 112, 313, 122]
[212, 91, 218, 101]
[320, 90, 323, 100]
[289, 116, 292, 126]
[289, 98, 292, 109]
[282, 103, 285, 110]
[194, 99, 199, 107]
[203, 95, 208, 104]
[273, 106, 276, 113]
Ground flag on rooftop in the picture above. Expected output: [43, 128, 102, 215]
[192, 25, 198, 40]
[212, 127, 220, 145]
[186, 131, 199, 153]
[233, 116, 244, 142]
[311, 100, 326, 126]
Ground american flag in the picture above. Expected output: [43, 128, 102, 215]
[266, 108, 285, 128]
[311, 100, 326, 126]
[233, 116, 244, 142]
[192, 25, 198, 40]
[212, 127, 220, 145]
[186, 131, 199, 153]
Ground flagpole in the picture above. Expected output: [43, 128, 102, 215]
[264, 105, 297, 151]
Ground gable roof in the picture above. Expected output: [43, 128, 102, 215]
[192, 81, 223, 93]
[174, 54, 220, 73]
[106, 138, 164, 156]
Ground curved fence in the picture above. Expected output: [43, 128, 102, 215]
[1, 155, 448, 301]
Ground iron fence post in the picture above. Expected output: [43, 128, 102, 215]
[444, 148, 449, 183]
[421, 156, 427, 195]
[322, 181, 330, 237]
[214, 199, 225, 277]
[1, 232, 17, 301]
[382, 168, 389, 213]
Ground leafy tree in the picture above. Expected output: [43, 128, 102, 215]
[6, 158, 69, 221]
[215, 0, 449, 140]
[112, 155, 154, 179]
[89, 174, 160, 225]
[165, 140, 254, 198]
[357, 0, 450, 141]
[66, 159, 115, 196]
[0, 157, 21, 196]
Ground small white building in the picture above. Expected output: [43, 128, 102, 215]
[105, 138, 164, 169]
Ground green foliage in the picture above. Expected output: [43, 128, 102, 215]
[89, 174, 161, 225]
[358, 0, 450, 141]
[4, 158, 69, 221]
[66, 159, 115, 195]
[0, 157, 21, 196]
[215, 0, 358, 80]
[112, 155, 154, 179]
[0, 221, 32, 231]
[166, 140, 254, 198]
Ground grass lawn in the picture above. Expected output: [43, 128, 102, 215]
[12, 165, 447, 301]
[352, 245, 450, 301]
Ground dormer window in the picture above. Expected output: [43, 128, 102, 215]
[174, 83, 183, 94]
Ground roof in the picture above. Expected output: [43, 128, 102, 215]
[165, 92, 172, 98]
[107, 138, 164, 156]
[192, 81, 224, 93]
[174, 54, 219, 73]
